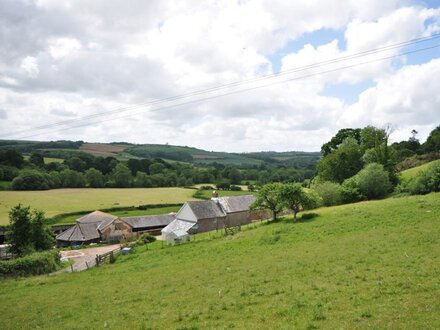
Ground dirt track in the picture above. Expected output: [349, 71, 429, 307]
[60, 244, 120, 272]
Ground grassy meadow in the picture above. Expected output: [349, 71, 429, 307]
[399, 159, 440, 181]
[0, 193, 439, 328]
[49, 205, 183, 225]
[0, 188, 198, 225]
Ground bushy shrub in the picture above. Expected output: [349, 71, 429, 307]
[405, 161, 440, 195]
[0, 250, 60, 277]
[199, 185, 215, 190]
[138, 233, 156, 245]
[341, 176, 364, 203]
[313, 181, 342, 206]
[356, 163, 392, 199]
[230, 185, 242, 191]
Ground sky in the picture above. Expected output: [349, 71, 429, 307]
[0, 0, 439, 152]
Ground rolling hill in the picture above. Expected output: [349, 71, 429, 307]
[0, 139, 321, 167]
[0, 193, 439, 328]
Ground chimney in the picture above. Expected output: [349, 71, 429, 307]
[211, 190, 219, 200]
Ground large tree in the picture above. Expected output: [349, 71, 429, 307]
[316, 137, 363, 183]
[280, 183, 319, 221]
[321, 128, 361, 156]
[251, 183, 284, 221]
[7, 204, 34, 255]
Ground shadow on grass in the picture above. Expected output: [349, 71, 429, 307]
[264, 212, 320, 225]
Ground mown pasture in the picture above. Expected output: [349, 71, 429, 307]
[0, 193, 439, 328]
[0, 188, 197, 225]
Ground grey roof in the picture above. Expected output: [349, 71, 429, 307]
[187, 200, 226, 219]
[56, 222, 100, 242]
[122, 214, 175, 229]
[162, 219, 196, 234]
[76, 211, 117, 224]
[218, 195, 256, 213]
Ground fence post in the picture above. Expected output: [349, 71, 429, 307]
[95, 254, 99, 267]
[70, 264, 74, 272]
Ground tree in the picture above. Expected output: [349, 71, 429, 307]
[0, 149, 24, 168]
[7, 205, 54, 255]
[59, 169, 86, 188]
[112, 163, 132, 187]
[65, 157, 87, 172]
[280, 183, 319, 221]
[29, 153, 45, 168]
[7, 205, 34, 255]
[423, 125, 440, 153]
[85, 168, 104, 188]
[313, 181, 342, 206]
[316, 137, 363, 183]
[149, 163, 165, 175]
[360, 126, 386, 151]
[321, 128, 361, 156]
[31, 210, 54, 251]
[11, 170, 51, 190]
[251, 183, 284, 221]
[355, 163, 391, 199]
[135, 172, 152, 187]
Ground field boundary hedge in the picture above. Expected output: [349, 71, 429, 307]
[0, 250, 61, 277]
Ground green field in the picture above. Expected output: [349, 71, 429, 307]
[0, 188, 197, 225]
[49, 205, 183, 225]
[1, 193, 439, 328]
[400, 159, 440, 181]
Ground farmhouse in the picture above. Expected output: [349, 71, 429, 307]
[56, 211, 175, 247]
[162, 194, 269, 243]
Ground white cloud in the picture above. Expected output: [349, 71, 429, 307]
[0, 0, 439, 151]
[20, 56, 39, 78]
[48, 37, 82, 60]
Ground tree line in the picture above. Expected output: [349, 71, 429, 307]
[0, 149, 314, 190]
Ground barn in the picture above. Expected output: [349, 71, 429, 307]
[56, 211, 176, 247]
[56, 211, 134, 247]
[121, 214, 175, 235]
[161, 194, 269, 243]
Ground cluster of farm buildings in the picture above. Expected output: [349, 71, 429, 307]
[55, 194, 269, 246]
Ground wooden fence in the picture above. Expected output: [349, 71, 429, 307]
[95, 247, 121, 267]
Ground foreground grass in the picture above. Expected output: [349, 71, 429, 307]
[400, 159, 440, 181]
[0, 193, 439, 329]
[0, 188, 197, 225]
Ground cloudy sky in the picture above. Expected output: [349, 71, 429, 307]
[0, 0, 439, 152]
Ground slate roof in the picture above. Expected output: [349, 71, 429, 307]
[56, 222, 100, 242]
[186, 200, 226, 219]
[122, 214, 175, 229]
[76, 210, 117, 224]
[218, 195, 256, 213]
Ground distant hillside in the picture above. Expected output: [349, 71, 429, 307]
[0, 140, 321, 167]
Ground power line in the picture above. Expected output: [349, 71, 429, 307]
[10, 42, 440, 140]
[2, 33, 439, 138]
[3, 33, 440, 138]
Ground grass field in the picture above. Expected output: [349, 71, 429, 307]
[0, 188, 197, 225]
[49, 205, 183, 225]
[0, 193, 439, 328]
[400, 159, 440, 181]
